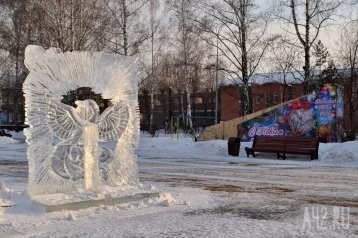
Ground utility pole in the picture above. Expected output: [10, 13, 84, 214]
[215, 25, 224, 124]
[215, 32, 219, 124]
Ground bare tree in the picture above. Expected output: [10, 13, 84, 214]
[138, 0, 165, 133]
[103, 0, 150, 56]
[265, 36, 301, 102]
[167, 0, 206, 129]
[31, 0, 107, 52]
[0, 0, 36, 124]
[335, 21, 358, 134]
[274, 0, 344, 93]
[0, 0, 33, 82]
[194, 0, 277, 116]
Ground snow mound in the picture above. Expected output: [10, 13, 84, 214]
[0, 137, 19, 144]
[157, 193, 176, 207]
[0, 180, 10, 192]
[319, 141, 358, 164]
[196, 140, 228, 156]
[67, 211, 77, 220]
[320, 150, 358, 163]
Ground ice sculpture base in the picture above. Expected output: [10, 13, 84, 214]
[31, 186, 159, 213]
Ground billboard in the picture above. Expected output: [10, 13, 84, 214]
[237, 84, 344, 142]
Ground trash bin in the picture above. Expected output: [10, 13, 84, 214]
[228, 137, 240, 156]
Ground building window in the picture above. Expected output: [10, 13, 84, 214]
[173, 98, 179, 105]
[18, 115, 22, 122]
[9, 113, 14, 122]
[255, 95, 260, 104]
[17, 97, 22, 104]
[9, 97, 13, 104]
[273, 93, 278, 104]
[154, 99, 161, 106]
[265, 93, 270, 105]
[194, 97, 202, 104]
[288, 85, 293, 100]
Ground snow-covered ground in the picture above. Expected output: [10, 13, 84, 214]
[0, 132, 358, 237]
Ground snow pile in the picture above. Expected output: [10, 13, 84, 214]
[137, 134, 228, 159]
[320, 141, 358, 164]
[195, 140, 228, 156]
[0, 180, 10, 192]
[67, 211, 76, 220]
[321, 150, 357, 163]
[9, 131, 26, 141]
[0, 136, 19, 144]
[0, 181, 13, 208]
[157, 193, 177, 207]
[32, 185, 157, 205]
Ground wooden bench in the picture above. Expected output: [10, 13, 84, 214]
[245, 136, 324, 160]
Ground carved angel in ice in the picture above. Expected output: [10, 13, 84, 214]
[24, 45, 140, 195]
[48, 99, 129, 192]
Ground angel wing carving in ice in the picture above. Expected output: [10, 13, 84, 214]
[24, 45, 140, 195]
[48, 99, 129, 192]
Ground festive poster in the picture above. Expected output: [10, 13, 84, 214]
[237, 84, 343, 142]
[0, 110, 8, 123]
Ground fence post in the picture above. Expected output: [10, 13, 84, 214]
[171, 117, 173, 139]
[177, 117, 179, 139]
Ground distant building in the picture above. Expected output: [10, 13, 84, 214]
[138, 88, 216, 130]
[0, 75, 25, 125]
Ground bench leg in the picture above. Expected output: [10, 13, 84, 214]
[245, 147, 250, 158]
[277, 153, 286, 160]
[309, 151, 318, 160]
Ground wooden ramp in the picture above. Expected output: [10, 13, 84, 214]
[197, 96, 305, 141]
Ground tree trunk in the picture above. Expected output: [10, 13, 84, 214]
[122, 0, 128, 56]
[186, 85, 193, 129]
[240, 1, 251, 115]
[304, 0, 311, 94]
[150, 87, 154, 132]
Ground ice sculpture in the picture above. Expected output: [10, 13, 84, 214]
[23, 45, 140, 195]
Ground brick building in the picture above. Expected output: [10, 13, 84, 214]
[220, 83, 304, 121]
[219, 71, 358, 133]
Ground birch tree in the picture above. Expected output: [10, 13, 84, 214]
[138, 0, 165, 133]
[31, 0, 107, 52]
[0, 0, 37, 84]
[167, 0, 206, 129]
[274, 0, 344, 93]
[103, 0, 150, 56]
[266, 37, 301, 102]
[195, 0, 276, 115]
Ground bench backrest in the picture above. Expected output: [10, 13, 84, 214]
[252, 136, 320, 151]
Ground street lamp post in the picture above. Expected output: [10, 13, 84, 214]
[215, 25, 224, 124]
[215, 35, 219, 124]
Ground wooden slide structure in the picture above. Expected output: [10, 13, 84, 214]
[197, 96, 305, 141]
